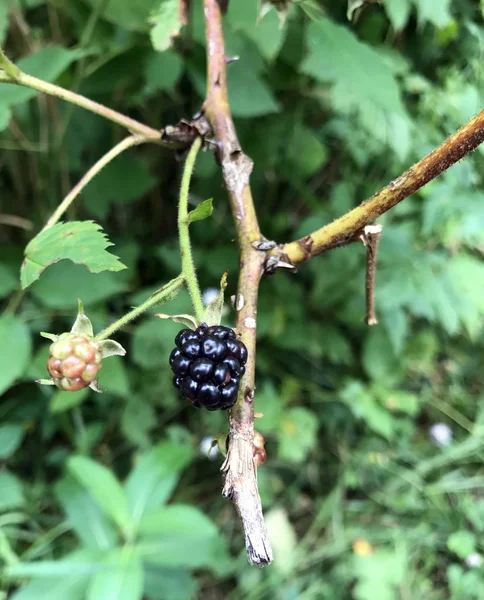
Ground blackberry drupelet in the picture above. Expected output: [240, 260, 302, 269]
[169, 323, 247, 410]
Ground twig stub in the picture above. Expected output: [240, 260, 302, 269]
[361, 224, 382, 326]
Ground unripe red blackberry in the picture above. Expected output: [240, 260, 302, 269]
[47, 333, 103, 392]
[253, 430, 266, 467]
[169, 323, 247, 410]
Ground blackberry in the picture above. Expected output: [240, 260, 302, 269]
[169, 323, 248, 410]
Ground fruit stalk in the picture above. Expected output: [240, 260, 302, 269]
[178, 136, 205, 321]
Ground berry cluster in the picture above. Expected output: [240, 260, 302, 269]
[47, 333, 103, 391]
[170, 323, 248, 410]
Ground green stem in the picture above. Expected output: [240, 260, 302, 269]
[42, 135, 153, 231]
[0, 48, 21, 79]
[96, 275, 185, 341]
[178, 136, 204, 321]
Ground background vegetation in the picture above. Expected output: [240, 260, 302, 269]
[2, 0, 484, 598]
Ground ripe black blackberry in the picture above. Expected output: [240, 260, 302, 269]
[169, 323, 247, 410]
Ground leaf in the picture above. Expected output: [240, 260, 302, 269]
[0, 424, 24, 459]
[21, 221, 126, 289]
[150, 0, 183, 52]
[138, 504, 218, 538]
[143, 51, 183, 94]
[187, 198, 213, 224]
[82, 153, 158, 220]
[121, 397, 156, 448]
[87, 549, 143, 600]
[0, 3, 8, 45]
[55, 475, 117, 551]
[154, 313, 198, 330]
[248, 8, 288, 61]
[10, 574, 90, 600]
[279, 407, 318, 463]
[68, 455, 133, 537]
[97, 355, 130, 397]
[341, 381, 394, 439]
[0, 315, 32, 396]
[143, 566, 197, 600]
[0, 470, 24, 511]
[7, 551, 101, 577]
[202, 271, 227, 327]
[265, 508, 297, 574]
[383, 0, 412, 30]
[286, 124, 328, 177]
[0, 47, 82, 106]
[228, 63, 280, 117]
[49, 385, 90, 414]
[124, 441, 193, 528]
[83, 0, 155, 32]
[448, 530, 476, 559]
[301, 18, 406, 126]
[414, 0, 452, 28]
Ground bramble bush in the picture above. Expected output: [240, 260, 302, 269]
[2, 0, 484, 598]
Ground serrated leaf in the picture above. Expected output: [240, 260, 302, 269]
[187, 198, 213, 224]
[150, 0, 183, 52]
[154, 313, 198, 329]
[0, 315, 32, 396]
[202, 271, 227, 327]
[68, 456, 133, 537]
[21, 221, 126, 289]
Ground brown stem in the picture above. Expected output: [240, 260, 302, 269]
[270, 108, 484, 267]
[361, 225, 382, 326]
[203, 0, 273, 566]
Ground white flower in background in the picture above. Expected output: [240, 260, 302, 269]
[466, 553, 483, 568]
[202, 287, 219, 307]
[429, 423, 453, 447]
[200, 436, 219, 460]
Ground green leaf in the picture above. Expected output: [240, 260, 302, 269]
[301, 18, 405, 125]
[138, 504, 218, 538]
[265, 508, 297, 574]
[383, 0, 412, 30]
[0, 47, 81, 106]
[448, 530, 476, 559]
[21, 221, 126, 289]
[125, 441, 193, 528]
[97, 355, 130, 397]
[0, 470, 24, 511]
[55, 475, 117, 550]
[49, 387, 91, 414]
[150, 0, 183, 52]
[279, 407, 318, 463]
[143, 566, 197, 600]
[10, 574, 90, 600]
[143, 51, 183, 94]
[30, 262, 129, 308]
[286, 124, 328, 177]
[248, 8, 287, 61]
[7, 551, 101, 578]
[154, 313, 198, 330]
[83, 0, 156, 31]
[68, 455, 133, 537]
[228, 63, 280, 117]
[0, 3, 8, 45]
[82, 153, 158, 220]
[415, 0, 452, 28]
[0, 315, 32, 396]
[188, 198, 213, 224]
[0, 424, 24, 459]
[87, 549, 143, 600]
[341, 381, 394, 439]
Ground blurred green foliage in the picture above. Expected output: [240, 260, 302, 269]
[2, 0, 484, 598]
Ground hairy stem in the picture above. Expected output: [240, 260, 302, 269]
[203, 0, 273, 566]
[0, 67, 162, 139]
[178, 136, 204, 322]
[42, 135, 153, 231]
[96, 275, 185, 341]
[273, 107, 484, 266]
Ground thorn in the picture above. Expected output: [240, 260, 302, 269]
[225, 55, 240, 64]
[360, 224, 382, 326]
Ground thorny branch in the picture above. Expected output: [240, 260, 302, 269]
[203, 0, 273, 566]
[268, 107, 484, 269]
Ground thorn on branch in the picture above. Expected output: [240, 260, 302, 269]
[360, 224, 382, 326]
[225, 55, 240, 64]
